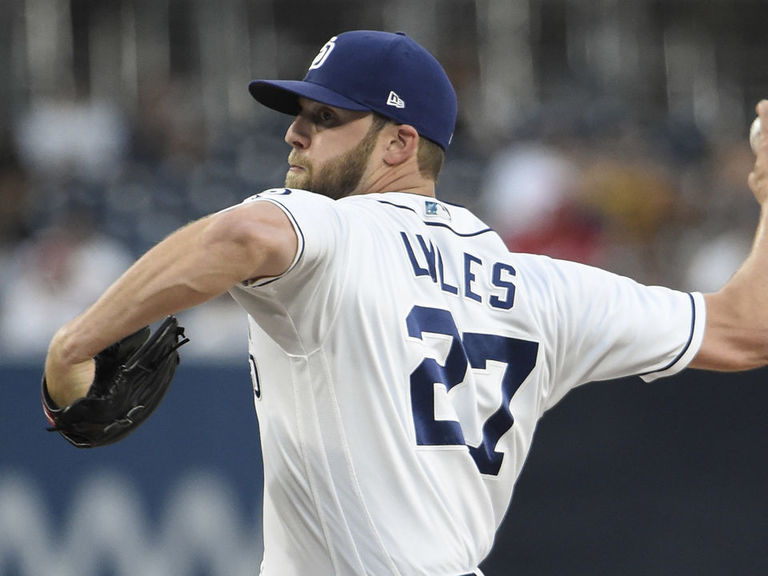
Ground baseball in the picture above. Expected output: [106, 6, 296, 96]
[750, 116, 762, 154]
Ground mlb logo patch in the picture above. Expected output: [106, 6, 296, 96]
[424, 200, 451, 220]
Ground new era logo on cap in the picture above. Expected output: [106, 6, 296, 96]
[387, 91, 405, 109]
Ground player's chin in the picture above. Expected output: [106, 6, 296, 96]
[285, 169, 310, 190]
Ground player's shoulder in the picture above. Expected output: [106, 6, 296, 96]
[244, 187, 333, 205]
[239, 188, 342, 224]
[343, 192, 492, 234]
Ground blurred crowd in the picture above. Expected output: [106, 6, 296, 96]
[1, 0, 765, 364]
[0, 85, 760, 363]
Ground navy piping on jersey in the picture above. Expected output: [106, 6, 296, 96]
[249, 198, 306, 287]
[639, 292, 697, 377]
[376, 198, 425, 215]
[376, 199, 494, 238]
[424, 220, 494, 237]
[439, 198, 468, 208]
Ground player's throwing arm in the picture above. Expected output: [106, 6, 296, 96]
[690, 100, 768, 371]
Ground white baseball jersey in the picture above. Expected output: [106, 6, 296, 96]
[228, 189, 705, 576]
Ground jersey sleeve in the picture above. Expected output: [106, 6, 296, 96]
[535, 257, 706, 411]
[227, 188, 347, 353]
[235, 188, 340, 287]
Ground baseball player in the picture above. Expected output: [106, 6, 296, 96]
[43, 30, 768, 575]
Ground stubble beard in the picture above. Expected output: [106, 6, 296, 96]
[284, 124, 380, 200]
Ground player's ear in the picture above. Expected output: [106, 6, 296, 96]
[383, 124, 419, 167]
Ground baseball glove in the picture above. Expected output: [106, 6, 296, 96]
[42, 316, 189, 448]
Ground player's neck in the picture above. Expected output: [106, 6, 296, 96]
[352, 161, 436, 198]
[349, 179, 435, 198]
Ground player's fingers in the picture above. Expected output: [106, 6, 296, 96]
[748, 100, 768, 203]
[759, 100, 768, 140]
[748, 155, 768, 205]
[748, 169, 758, 193]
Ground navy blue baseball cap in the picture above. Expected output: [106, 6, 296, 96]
[248, 30, 457, 150]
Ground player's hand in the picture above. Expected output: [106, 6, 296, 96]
[42, 316, 186, 448]
[748, 99, 768, 206]
[44, 331, 95, 407]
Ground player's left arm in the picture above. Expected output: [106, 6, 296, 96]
[44, 200, 297, 407]
[691, 99, 768, 371]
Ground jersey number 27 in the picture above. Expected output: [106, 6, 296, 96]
[407, 305, 538, 476]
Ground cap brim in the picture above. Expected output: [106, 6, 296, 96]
[248, 80, 370, 116]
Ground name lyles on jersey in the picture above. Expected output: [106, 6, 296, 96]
[400, 228, 540, 478]
[400, 230, 517, 310]
[246, 212, 533, 479]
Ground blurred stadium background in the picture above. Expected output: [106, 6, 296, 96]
[2, 0, 768, 574]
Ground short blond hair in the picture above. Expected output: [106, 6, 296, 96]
[371, 113, 445, 182]
[417, 137, 445, 182]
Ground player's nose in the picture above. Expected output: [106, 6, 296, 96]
[284, 117, 310, 150]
